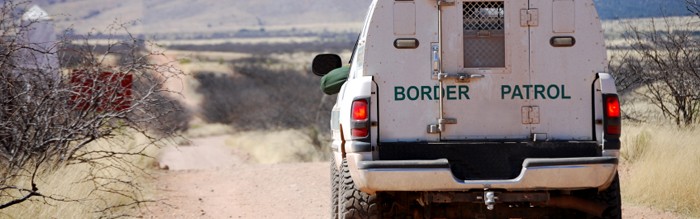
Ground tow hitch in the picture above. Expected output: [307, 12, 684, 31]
[420, 191, 606, 216]
[484, 190, 496, 210]
[422, 191, 549, 208]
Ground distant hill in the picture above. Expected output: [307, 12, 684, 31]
[26, 0, 697, 36]
[36, 0, 373, 36]
[594, 0, 693, 19]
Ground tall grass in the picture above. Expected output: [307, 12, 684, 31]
[0, 134, 159, 218]
[621, 123, 700, 217]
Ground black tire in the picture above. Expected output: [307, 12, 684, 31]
[563, 172, 622, 219]
[339, 159, 380, 219]
[595, 173, 622, 219]
[331, 158, 340, 219]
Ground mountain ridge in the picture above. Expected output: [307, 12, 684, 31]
[27, 0, 696, 35]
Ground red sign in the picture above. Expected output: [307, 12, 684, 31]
[70, 70, 133, 112]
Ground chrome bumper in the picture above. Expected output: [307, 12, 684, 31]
[346, 153, 618, 194]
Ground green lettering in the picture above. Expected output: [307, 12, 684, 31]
[501, 85, 511, 99]
[523, 85, 533, 100]
[421, 86, 432, 100]
[394, 86, 405, 101]
[434, 86, 440, 100]
[562, 85, 572, 99]
[407, 86, 419, 100]
[512, 85, 523, 99]
[459, 86, 470, 100]
[534, 85, 546, 99]
[547, 84, 560, 99]
[446, 86, 457, 100]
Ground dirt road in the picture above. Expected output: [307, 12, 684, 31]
[144, 135, 683, 219]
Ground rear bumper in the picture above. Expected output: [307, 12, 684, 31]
[346, 153, 618, 194]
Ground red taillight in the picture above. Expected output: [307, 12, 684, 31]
[604, 94, 622, 136]
[352, 100, 368, 120]
[606, 96, 621, 118]
[351, 99, 369, 138]
[352, 128, 369, 137]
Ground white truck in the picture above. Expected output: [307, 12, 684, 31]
[313, 0, 622, 218]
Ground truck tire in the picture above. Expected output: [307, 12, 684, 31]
[563, 173, 622, 219]
[339, 159, 379, 219]
[596, 173, 622, 219]
[331, 158, 340, 219]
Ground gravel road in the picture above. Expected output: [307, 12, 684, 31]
[143, 135, 683, 219]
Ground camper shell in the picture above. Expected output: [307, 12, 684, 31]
[316, 0, 622, 218]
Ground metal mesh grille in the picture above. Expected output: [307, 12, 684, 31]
[464, 36, 505, 68]
[463, 1, 504, 31]
[463, 1, 505, 68]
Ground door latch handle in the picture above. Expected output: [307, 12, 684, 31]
[438, 73, 485, 82]
[428, 118, 458, 134]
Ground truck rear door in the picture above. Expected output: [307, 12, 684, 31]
[439, 0, 531, 141]
[372, 0, 531, 142]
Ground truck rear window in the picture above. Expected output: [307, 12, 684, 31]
[463, 1, 505, 68]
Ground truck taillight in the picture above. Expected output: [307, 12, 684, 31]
[351, 99, 369, 138]
[352, 100, 368, 120]
[352, 128, 369, 138]
[604, 94, 621, 136]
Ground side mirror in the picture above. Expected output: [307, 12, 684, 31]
[312, 54, 342, 76]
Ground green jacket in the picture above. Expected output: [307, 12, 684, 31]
[320, 66, 350, 95]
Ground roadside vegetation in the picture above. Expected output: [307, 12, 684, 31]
[620, 123, 700, 216]
[162, 30, 356, 163]
[0, 1, 188, 217]
[606, 6, 700, 216]
[1, 135, 162, 218]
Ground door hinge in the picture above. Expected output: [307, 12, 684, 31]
[520, 9, 539, 27]
[521, 106, 540, 124]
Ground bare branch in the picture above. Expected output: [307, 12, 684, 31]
[611, 16, 700, 126]
[0, 0, 190, 215]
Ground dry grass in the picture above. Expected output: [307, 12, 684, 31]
[614, 43, 700, 216]
[621, 123, 700, 217]
[0, 134, 160, 218]
[224, 129, 329, 164]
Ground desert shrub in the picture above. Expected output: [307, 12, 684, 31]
[194, 55, 335, 161]
[610, 16, 700, 126]
[0, 134, 160, 218]
[195, 56, 335, 132]
[0, 1, 186, 216]
[128, 67, 192, 136]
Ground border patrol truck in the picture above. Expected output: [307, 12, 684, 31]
[313, 0, 622, 218]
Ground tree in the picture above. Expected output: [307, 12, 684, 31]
[611, 16, 700, 126]
[0, 0, 187, 214]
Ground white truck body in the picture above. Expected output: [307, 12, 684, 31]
[321, 0, 622, 217]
